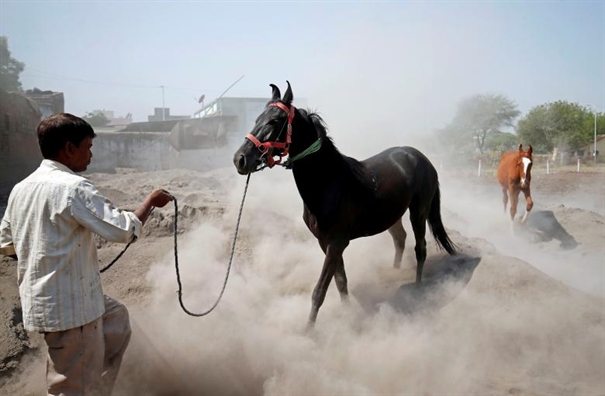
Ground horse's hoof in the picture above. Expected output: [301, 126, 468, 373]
[305, 321, 316, 334]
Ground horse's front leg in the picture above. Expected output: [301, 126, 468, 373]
[308, 239, 349, 329]
[520, 188, 534, 224]
[319, 240, 349, 303]
[508, 186, 519, 222]
[334, 257, 349, 303]
[508, 186, 520, 234]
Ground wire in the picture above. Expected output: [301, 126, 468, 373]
[23, 67, 205, 92]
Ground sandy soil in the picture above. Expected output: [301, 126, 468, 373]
[0, 163, 603, 396]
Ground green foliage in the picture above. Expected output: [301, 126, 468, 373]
[82, 111, 110, 127]
[0, 36, 25, 92]
[484, 131, 518, 152]
[441, 94, 521, 154]
[516, 101, 601, 153]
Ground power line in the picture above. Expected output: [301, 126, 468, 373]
[23, 67, 205, 92]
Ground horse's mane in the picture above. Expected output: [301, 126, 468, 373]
[301, 109, 375, 193]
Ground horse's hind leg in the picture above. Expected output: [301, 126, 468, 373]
[388, 218, 406, 269]
[409, 210, 428, 283]
[501, 187, 509, 213]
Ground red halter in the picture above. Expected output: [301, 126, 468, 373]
[246, 102, 295, 168]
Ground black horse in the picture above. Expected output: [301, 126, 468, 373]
[233, 82, 457, 328]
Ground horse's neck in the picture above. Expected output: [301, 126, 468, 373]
[289, 118, 351, 209]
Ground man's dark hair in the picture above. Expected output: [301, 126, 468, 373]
[37, 113, 97, 159]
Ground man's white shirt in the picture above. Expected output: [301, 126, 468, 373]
[0, 160, 141, 332]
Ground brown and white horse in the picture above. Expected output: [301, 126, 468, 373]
[497, 144, 534, 225]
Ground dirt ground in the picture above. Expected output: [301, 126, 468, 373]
[0, 162, 603, 396]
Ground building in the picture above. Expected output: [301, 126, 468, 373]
[579, 135, 605, 162]
[24, 88, 64, 119]
[87, 96, 307, 173]
[193, 96, 306, 143]
[147, 107, 190, 122]
[93, 110, 133, 127]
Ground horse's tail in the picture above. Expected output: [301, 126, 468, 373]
[428, 184, 457, 255]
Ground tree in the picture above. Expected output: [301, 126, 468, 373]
[82, 111, 110, 127]
[516, 101, 599, 154]
[484, 131, 518, 152]
[441, 94, 521, 154]
[0, 36, 25, 92]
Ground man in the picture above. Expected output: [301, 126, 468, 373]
[0, 113, 173, 395]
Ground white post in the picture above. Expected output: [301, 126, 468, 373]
[160, 85, 165, 121]
[577, 157, 581, 173]
[477, 159, 482, 177]
[594, 105, 598, 163]
[546, 158, 550, 175]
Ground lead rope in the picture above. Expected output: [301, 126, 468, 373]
[102, 173, 252, 317]
[174, 172, 251, 316]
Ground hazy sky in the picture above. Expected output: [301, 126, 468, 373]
[1, 1, 603, 134]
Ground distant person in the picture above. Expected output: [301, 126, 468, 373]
[0, 113, 173, 396]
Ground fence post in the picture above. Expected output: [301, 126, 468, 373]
[577, 157, 581, 173]
[546, 158, 550, 175]
[477, 159, 482, 177]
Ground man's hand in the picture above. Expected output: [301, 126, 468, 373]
[147, 188, 173, 208]
[135, 188, 174, 224]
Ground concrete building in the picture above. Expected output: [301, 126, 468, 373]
[94, 110, 133, 127]
[579, 134, 605, 162]
[88, 96, 309, 173]
[147, 107, 190, 122]
[24, 88, 64, 119]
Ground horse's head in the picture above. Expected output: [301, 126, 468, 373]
[233, 82, 295, 174]
[517, 144, 533, 188]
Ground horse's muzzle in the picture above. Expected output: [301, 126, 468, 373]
[234, 153, 249, 175]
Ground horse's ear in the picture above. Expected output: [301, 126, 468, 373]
[269, 84, 281, 101]
[518, 144, 523, 152]
[282, 81, 293, 105]
[528, 145, 533, 155]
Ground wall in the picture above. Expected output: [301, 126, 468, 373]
[0, 90, 43, 196]
[88, 130, 237, 173]
[88, 131, 169, 173]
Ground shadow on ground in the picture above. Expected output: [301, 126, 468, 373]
[352, 253, 482, 316]
[523, 209, 578, 249]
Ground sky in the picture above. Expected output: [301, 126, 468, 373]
[1, 0, 603, 140]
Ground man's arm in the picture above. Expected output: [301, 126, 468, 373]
[0, 214, 17, 259]
[71, 182, 173, 244]
[133, 189, 173, 225]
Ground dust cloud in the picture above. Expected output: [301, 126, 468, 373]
[110, 160, 604, 395]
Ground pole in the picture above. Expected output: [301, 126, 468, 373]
[546, 158, 550, 175]
[218, 75, 245, 99]
[477, 159, 482, 177]
[160, 85, 165, 121]
[577, 157, 581, 173]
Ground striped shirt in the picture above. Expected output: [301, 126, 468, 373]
[0, 160, 142, 332]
